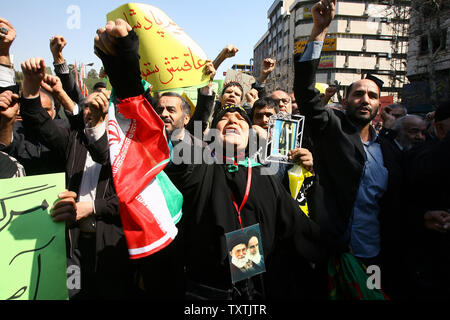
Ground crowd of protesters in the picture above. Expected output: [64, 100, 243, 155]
[0, 0, 449, 300]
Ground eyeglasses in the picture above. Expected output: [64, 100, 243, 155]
[273, 98, 291, 105]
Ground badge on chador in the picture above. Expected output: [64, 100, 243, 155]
[225, 224, 266, 284]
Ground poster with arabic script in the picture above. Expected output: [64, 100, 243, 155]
[107, 3, 210, 92]
[0, 173, 68, 300]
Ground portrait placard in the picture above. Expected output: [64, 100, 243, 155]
[225, 224, 265, 284]
[264, 113, 305, 164]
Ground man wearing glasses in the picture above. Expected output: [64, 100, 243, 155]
[271, 90, 292, 114]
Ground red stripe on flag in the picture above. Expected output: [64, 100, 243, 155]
[118, 196, 174, 259]
[114, 95, 169, 203]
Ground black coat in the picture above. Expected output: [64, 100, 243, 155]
[0, 120, 68, 176]
[404, 132, 450, 298]
[294, 58, 407, 297]
[19, 96, 137, 299]
[165, 155, 323, 298]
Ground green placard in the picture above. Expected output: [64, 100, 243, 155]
[0, 173, 68, 300]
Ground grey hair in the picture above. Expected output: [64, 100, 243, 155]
[392, 114, 424, 132]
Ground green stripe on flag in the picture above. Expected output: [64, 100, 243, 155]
[156, 171, 183, 224]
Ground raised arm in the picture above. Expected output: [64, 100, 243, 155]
[0, 90, 19, 147]
[94, 20, 145, 101]
[41, 74, 76, 114]
[0, 18, 15, 69]
[188, 60, 217, 134]
[50, 36, 85, 106]
[212, 44, 239, 71]
[20, 57, 72, 159]
[0, 18, 17, 89]
[294, 0, 336, 132]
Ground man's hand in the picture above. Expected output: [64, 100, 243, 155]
[94, 19, 132, 57]
[84, 88, 110, 127]
[259, 58, 276, 83]
[252, 125, 268, 140]
[21, 57, 47, 98]
[222, 44, 239, 59]
[381, 106, 396, 129]
[424, 210, 450, 233]
[51, 191, 77, 225]
[245, 88, 259, 106]
[75, 201, 94, 221]
[322, 86, 337, 105]
[289, 148, 314, 172]
[49, 36, 67, 65]
[0, 18, 16, 57]
[41, 74, 76, 113]
[310, 0, 337, 42]
[213, 44, 239, 70]
[0, 90, 19, 120]
[41, 74, 64, 96]
[0, 90, 19, 146]
[204, 60, 216, 82]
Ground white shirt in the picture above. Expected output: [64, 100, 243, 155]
[78, 121, 105, 232]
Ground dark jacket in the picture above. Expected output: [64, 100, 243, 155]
[0, 120, 68, 176]
[404, 132, 450, 298]
[294, 57, 407, 298]
[19, 96, 137, 299]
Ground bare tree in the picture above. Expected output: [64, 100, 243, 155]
[411, 0, 447, 109]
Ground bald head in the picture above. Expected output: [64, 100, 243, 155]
[40, 88, 56, 119]
[393, 115, 426, 150]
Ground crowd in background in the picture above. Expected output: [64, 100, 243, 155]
[0, 0, 449, 301]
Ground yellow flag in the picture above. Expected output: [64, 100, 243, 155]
[288, 165, 314, 217]
[107, 3, 210, 92]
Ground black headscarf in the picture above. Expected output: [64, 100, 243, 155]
[210, 104, 252, 129]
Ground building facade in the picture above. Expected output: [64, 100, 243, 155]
[253, 0, 411, 102]
[403, 0, 449, 112]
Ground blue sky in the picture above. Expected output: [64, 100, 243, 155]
[3, 0, 274, 79]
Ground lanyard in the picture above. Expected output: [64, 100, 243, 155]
[230, 158, 253, 231]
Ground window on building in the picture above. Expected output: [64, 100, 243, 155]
[420, 29, 447, 55]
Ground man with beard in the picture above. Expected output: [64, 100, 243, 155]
[246, 230, 265, 273]
[228, 232, 252, 283]
[294, 0, 406, 299]
[391, 115, 427, 151]
[155, 92, 191, 141]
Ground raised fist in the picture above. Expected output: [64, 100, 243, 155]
[83, 88, 110, 127]
[41, 74, 64, 96]
[204, 60, 217, 81]
[49, 36, 67, 64]
[94, 19, 132, 57]
[0, 90, 19, 121]
[21, 57, 46, 98]
[223, 45, 239, 59]
[0, 18, 16, 55]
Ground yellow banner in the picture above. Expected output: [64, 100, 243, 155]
[295, 38, 337, 54]
[107, 3, 209, 92]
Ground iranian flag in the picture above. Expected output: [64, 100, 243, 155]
[107, 82, 183, 259]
